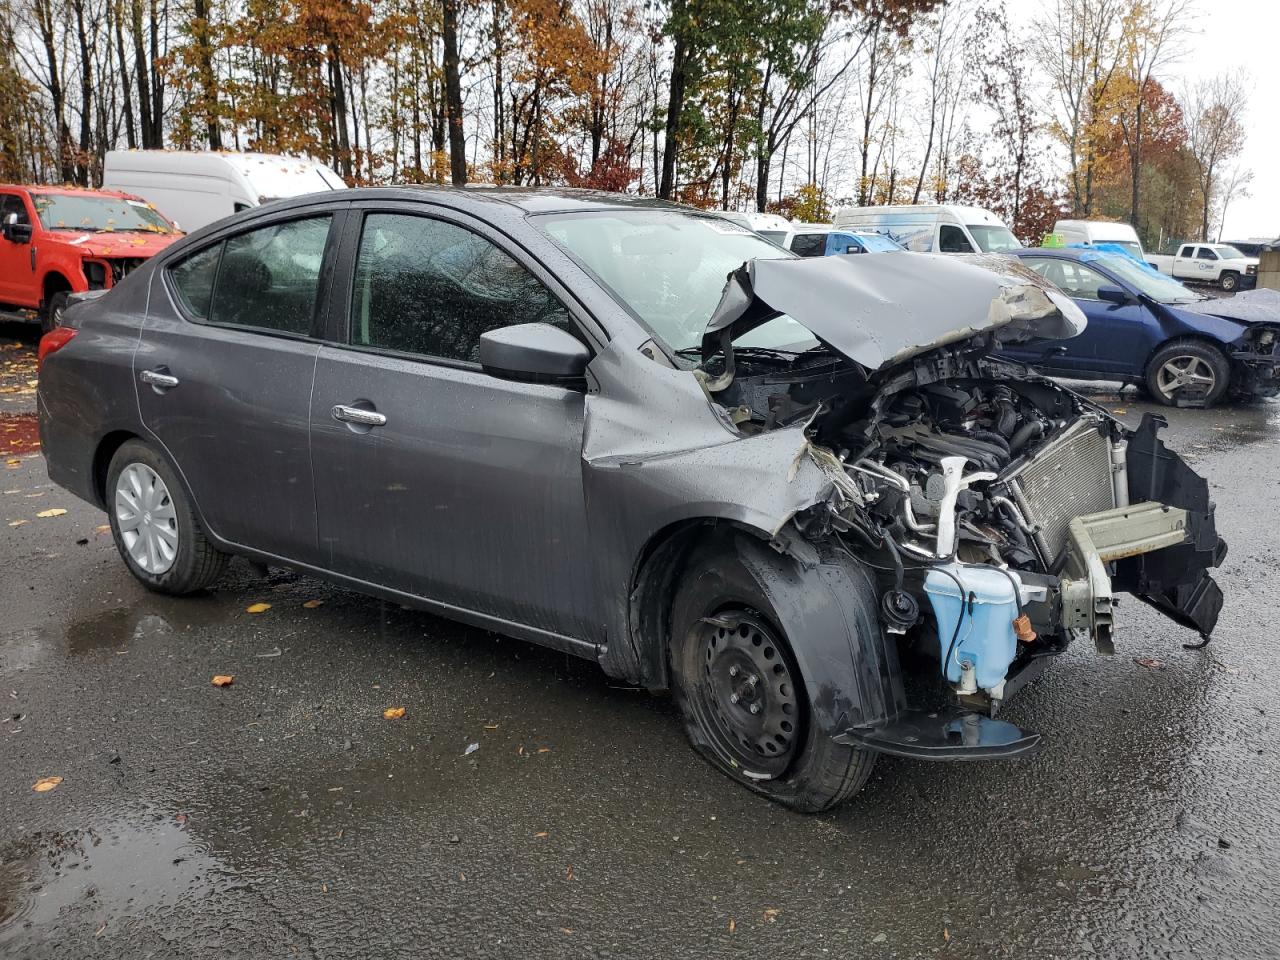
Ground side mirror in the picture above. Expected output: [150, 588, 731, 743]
[479, 322, 590, 384]
[2, 213, 32, 244]
[1096, 285, 1130, 305]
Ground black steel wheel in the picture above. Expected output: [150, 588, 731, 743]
[670, 537, 877, 812]
[694, 610, 803, 778]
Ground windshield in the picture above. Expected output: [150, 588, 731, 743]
[1212, 245, 1247, 260]
[538, 209, 816, 355]
[1106, 240, 1143, 257]
[1089, 253, 1205, 303]
[32, 193, 177, 234]
[854, 233, 904, 253]
[966, 224, 1021, 252]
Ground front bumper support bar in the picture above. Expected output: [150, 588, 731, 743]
[836, 709, 1041, 761]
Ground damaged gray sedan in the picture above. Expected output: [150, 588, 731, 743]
[38, 189, 1226, 812]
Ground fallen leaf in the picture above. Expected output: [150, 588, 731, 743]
[728, 918, 736, 934]
[463, 741, 479, 755]
[8, 520, 26, 527]
[943, 927, 951, 942]
[537, 747, 550, 754]
[1113, 408, 1127, 414]
[322, 883, 328, 894]
[560, 928, 573, 935]
[302, 599, 324, 609]
[211, 675, 235, 687]
[245, 602, 271, 614]
[534, 831, 549, 839]
[383, 706, 406, 720]
[33, 776, 62, 792]
[1134, 657, 1163, 669]
[95, 524, 110, 534]
[763, 908, 780, 922]
[5, 458, 18, 466]
[36, 508, 67, 518]
[565, 864, 574, 880]
[484, 723, 499, 730]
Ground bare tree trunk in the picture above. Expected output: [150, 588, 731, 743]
[113, 0, 136, 148]
[442, 0, 466, 185]
[659, 11, 689, 201]
[192, 0, 220, 148]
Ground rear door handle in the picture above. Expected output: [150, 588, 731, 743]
[331, 404, 387, 427]
[140, 369, 179, 389]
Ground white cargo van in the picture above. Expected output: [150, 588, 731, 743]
[832, 204, 1019, 254]
[1051, 219, 1144, 259]
[102, 151, 347, 233]
[710, 210, 793, 245]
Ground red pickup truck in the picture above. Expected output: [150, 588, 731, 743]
[0, 185, 182, 332]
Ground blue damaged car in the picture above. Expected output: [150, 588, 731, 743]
[1002, 247, 1280, 407]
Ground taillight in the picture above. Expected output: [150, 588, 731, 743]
[38, 328, 77, 371]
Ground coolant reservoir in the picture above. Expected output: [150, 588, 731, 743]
[924, 563, 1021, 695]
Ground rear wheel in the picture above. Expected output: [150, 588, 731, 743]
[41, 291, 68, 334]
[1145, 340, 1230, 407]
[670, 542, 876, 812]
[1220, 271, 1239, 292]
[106, 439, 229, 594]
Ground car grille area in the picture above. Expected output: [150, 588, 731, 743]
[109, 257, 146, 285]
[1009, 420, 1117, 562]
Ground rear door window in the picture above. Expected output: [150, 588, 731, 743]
[167, 215, 332, 335]
[788, 233, 827, 257]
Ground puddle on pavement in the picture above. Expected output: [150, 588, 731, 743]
[0, 809, 229, 946]
[63, 609, 174, 657]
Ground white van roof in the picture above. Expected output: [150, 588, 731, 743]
[1053, 219, 1140, 240]
[834, 204, 1005, 225]
[104, 150, 347, 198]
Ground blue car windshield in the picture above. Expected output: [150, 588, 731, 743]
[852, 233, 903, 253]
[1085, 252, 1207, 304]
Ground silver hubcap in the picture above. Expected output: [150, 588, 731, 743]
[115, 463, 178, 574]
[1157, 356, 1216, 399]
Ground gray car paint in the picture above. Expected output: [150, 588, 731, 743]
[30, 188, 1188, 725]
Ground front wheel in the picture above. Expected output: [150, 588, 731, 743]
[106, 439, 230, 594]
[1220, 271, 1239, 292]
[41, 291, 68, 334]
[1145, 340, 1231, 407]
[669, 541, 876, 812]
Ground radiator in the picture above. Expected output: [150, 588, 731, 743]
[1007, 419, 1117, 563]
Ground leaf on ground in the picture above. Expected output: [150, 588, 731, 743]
[536, 747, 551, 754]
[1113, 408, 1127, 414]
[36, 508, 67, 518]
[534, 831, 549, 839]
[211, 675, 235, 687]
[8, 520, 27, 527]
[95, 524, 110, 534]
[763, 908, 780, 922]
[565, 864, 574, 881]
[1134, 657, 1163, 669]
[463, 741, 479, 755]
[728, 918, 736, 934]
[5, 458, 19, 466]
[484, 723, 499, 730]
[302, 599, 324, 609]
[245, 602, 272, 614]
[32, 776, 62, 793]
[383, 706, 406, 720]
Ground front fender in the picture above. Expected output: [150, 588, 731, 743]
[732, 533, 906, 734]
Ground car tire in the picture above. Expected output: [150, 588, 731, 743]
[106, 439, 230, 594]
[1145, 340, 1231, 407]
[41, 291, 69, 334]
[1219, 271, 1239, 292]
[669, 540, 877, 812]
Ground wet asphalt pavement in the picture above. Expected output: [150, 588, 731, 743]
[3, 320, 1280, 959]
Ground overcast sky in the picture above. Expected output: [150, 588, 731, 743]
[1015, 0, 1274, 242]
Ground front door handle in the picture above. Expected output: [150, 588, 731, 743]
[331, 404, 387, 427]
[140, 368, 179, 389]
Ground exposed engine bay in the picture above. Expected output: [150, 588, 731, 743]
[699, 337, 1226, 751]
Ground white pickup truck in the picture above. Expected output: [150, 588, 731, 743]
[1147, 242, 1259, 292]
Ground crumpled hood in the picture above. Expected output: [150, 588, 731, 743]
[1170, 287, 1280, 326]
[702, 251, 1087, 370]
[54, 231, 180, 259]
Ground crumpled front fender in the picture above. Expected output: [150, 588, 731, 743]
[730, 533, 907, 735]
